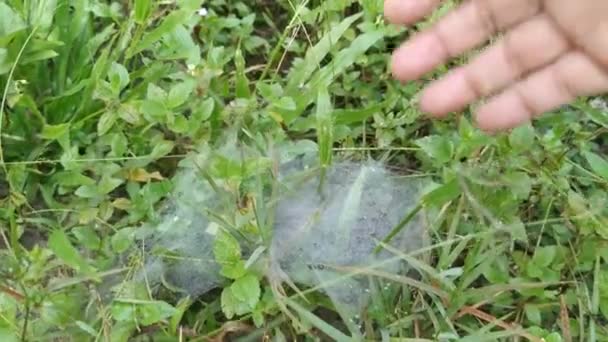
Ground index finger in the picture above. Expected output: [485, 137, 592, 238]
[384, 0, 441, 25]
[390, 0, 541, 82]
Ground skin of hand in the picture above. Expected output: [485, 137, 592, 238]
[385, 0, 608, 132]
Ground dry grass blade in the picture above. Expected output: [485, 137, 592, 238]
[457, 306, 543, 342]
[206, 321, 254, 342]
[0, 285, 24, 301]
[560, 294, 572, 342]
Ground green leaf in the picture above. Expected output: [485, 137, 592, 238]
[501, 171, 532, 199]
[572, 101, 608, 129]
[167, 79, 196, 108]
[222, 262, 247, 282]
[156, 24, 200, 64]
[509, 124, 535, 151]
[94, 81, 115, 102]
[334, 103, 383, 125]
[140, 99, 168, 122]
[90, 2, 122, 19]
[98, 176, 123, 195]
[286, 28, 383, 123]
[221, 287, 238, 319]
[0, 328, 18, 342]
[274, 97, 296, 111]
[7, 165, 26, 191]
[136, 301, 177, 326]
[111, 303, 136, 322]
[316, 90, 333, 168]
[583, 151, 608, 181]
[221, 286, 253, 319]
[150, 140, 174, 159]
[416, 135, 454, 164]
[310, 30, 383, 90]
[567, 191, 588, 215]
[508, 219, 528, 243]
[177, 0, 201, 11]
[110, 322, 136, 342]
[252, 308, 265, 328]
[0, 294, 17, 338]
[118, 103, 141, 125]
[230, 274, 261, 311]
[75, 321, 98, 336]
[72, 226, 101, 250]
[257, 83, 283, 100]
[86, 24, 116, 60]
[0, 48, 9, 74]
[75, 185, 99, 199]
[146, 83, 167, 101]
[29, 0, 57, 30]
[213, 230, 241, 265]
[0, 3, 26, 40]
[544, 332, 563, 342]
[287, 12, 363, 89]
[21, 49, 59, 65]
[98, 110, 118, 135]
[40, 123, 70, 141]
[169, 115, 189, 134]
[422, 179, 461, 208]
[134, 0, 152, 24]
[194, 98, 215, 121]
[210, 155, 243, 179]
[533, 246, 557, 268]
[108, 62, 130, 93]
[111, 228, 135, 253]
[214, 230, 246, 279]
[169, 298, 191, 333]
[234, 47, 250, 98]
[525, 259, 543, 279]
[49, 230, 94, 274]
[131, 10, 193, 56]
[524, 305, 542, 325]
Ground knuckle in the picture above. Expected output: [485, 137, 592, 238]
[464, 67, 492, 97]
[513, 84, 539, 119]
[471, 0, 499, 36]
[502, 31, 528, 76]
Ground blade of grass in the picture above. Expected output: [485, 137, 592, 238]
[258, 0, 310, 83]
[316, 89, 333, 192]
[285, 12, 363, 90]
[285, 298, 353, 342]
[377, 241, 456, 291]
[374, 203, 423, 254]
[0, 27, 38, 174]
[330, 265, 449, 299]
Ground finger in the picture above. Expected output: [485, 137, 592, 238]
[475, 52, 608, 132]
[420, 14, 570, 116]
[384, 0, 441, 25]
[544, 0, 608, 69]
[391, 0, 541, 82]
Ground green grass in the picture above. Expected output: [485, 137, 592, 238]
[1, 0, 608, 341]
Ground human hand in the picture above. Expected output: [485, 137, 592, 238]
[385, 0, 608, 132]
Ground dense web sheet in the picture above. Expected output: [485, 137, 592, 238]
[133, 149, 427, 333]
[136, 166, 222, 297]
[269, 160, 426, 320]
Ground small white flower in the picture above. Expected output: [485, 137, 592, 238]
[197, 7, 208, 17]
